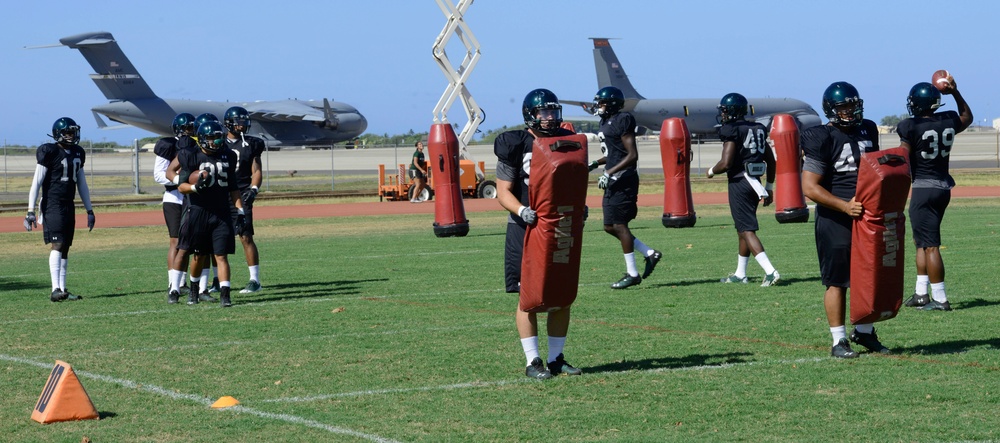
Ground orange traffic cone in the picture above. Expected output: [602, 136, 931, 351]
[211, 396, 240, 409]
[31, 360, 99, 424]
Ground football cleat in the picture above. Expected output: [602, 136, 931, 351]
[198, 292, 218, 303]
[721, 274, 749, 284]
[50, 289, 67, 302]
[525, 357, 552, 380]
[208, 277, 221, 293]
[240, 280, 261, 294]
[220, 287, 232, 308]
[167, 290, 180, 304]
[547, 354, 582, 376]
[642, 250, 663, 279]
[850, 328, 891, 354]
[178, 285, 191, 296]
[761, 271, 781, 287]
[904, 293, 930, 307]
[187, 291, 199, 305]
[611, 273, 642, 289]
[61, 289, 82, 301]
[831, 338, 858, 359]
[919, 300, 952, 311]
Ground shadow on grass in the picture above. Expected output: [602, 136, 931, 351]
[99, 411, 117, 420]
[895, 338, 1000, 356]
[238, 278, 390, 303]
[954, 297, 1000, 310]
[0, 278, 48, 294]
[641, 274, 821, 289]
[582, 351, 753, 373]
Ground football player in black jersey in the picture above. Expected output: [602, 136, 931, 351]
[589, 86, 662, 289]
[154, 113, 198, 300]
[494, 88, 582, 379]
[223, 106, 265, 294]
[25, 117, 96, 302]
[802, 82, 888, 358]
[897, 80, 972, 311]
[167, 121, 246, 307]
[707, 93, 780, 287]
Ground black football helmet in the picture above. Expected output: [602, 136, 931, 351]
[906, 82, 943, 117]
[196, 121, 226, 154]
[717, 92, 748, 125]
[593, 86, 625, 118]
[224, 106, 251, 134]
[195, 113, 220, 128]
[822, 81, 864, 127]
[172, 113, 197, 136]
[522, 88, 563, 136]
[51, 117, 80, 145]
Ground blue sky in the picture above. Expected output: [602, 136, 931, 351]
[2, 1, 997, 146]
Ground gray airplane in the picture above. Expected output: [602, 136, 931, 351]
[34, 31, 367, 148]
[571, 38, 822, 137]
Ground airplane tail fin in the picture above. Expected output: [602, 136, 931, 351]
[590, 38, 645, 100]
[58, 32, 157, 101]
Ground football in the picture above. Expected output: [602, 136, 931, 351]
[188, 170, 207, 185]
[931, 69, 953, 92]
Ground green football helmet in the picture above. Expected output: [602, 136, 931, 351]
[906, 82, 943, 116]
[196, 113, 219, 128]
[593, 86, 625, 118]
[224, 106, 251, 134]
[522, 88, 563, 136]
[196, 121, 226, 154]
[822, 81, 864, 127]
[172, 113, 197, 136]
[717, 92, 748, 124]
[51, 117, 80, 145]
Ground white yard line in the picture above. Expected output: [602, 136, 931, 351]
[0, 353, 403, 443]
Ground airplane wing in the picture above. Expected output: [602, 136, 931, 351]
[560, 100, 595, 115]
[244, 101, 325, 122]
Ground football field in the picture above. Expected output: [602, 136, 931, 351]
[2, 201, 999, 442]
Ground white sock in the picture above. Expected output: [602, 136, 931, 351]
[830, 325, 847, 346]
[547, 336, 567, 363]
[854, 323, 874, 334]
[624, 253, 639, 277]
[181, 272, 188, 286]
[168, 269, 182, 292]
[735, 255, 749, 278]
[930, 282, 947, 303]
[49, 251, 62, 291]
[915, 275, 929, 295]
[220, 280, 231, 288]
[520, 336, 540, 366]
[249, 265, 260, 282]
[754, 252, 776, 275]
[59, 258, 68, 290]
[633, 238, 652, 258]
[200, 268, 210, 290]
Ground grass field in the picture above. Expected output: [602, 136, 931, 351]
[2, 200, 999, 442]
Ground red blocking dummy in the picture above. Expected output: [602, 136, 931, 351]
[428, 123, 469, 237]
[659, 118, 696, 227]
[770, 114, 809, 223]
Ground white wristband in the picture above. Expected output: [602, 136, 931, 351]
[517, 205, 527, 217]
[172, 174, 180, 185]
[251, 186, 259, 192]
[707, 167, 715, 178]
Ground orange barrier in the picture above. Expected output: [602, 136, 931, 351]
[427, 123, 469, 237]
[659, 118, 696, 227]
[771, 114, 809, 223]
[31, 360, 99, 424]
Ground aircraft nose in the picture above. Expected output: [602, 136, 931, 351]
[339, 112, 368, 135]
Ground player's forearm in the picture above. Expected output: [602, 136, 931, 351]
[153, 156, 172, 185]
[27, 165, 45, 212]
[77, 170, 93, 212]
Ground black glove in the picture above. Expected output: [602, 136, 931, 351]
[24, 211, 36, 231]
[87, 210, 95, 232]
[234, 211, 247, 236]
[242, 187, 258, 205]
[194, 172, 210, 193]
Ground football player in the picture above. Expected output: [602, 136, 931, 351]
[24, 117, 95, 302]
[801, 82, 888, 358]
[494, 88, 582, 379]
[897, 80, 973, 311]
[223, 106, 265, 294]
[167, 121, 246, 307]
[707, 93, 780, 286]
[153, 113, 198, 301]
[408, 141, 428, 203]
[589, 86, 662, 289]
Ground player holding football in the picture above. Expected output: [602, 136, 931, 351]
[24, 117, 96, 302]
[707, 93, 780, 287]
[802, 82, 888, 358]
[588, 86, 662, 289]
[897, 79, 972, 311]
[223, 106, 265, 294]
[495, 88, 582, 379]
[167, 121, 246, 307]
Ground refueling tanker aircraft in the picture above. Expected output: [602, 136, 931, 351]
[29, 32, 367, 148]
[566, 38, 822, 137]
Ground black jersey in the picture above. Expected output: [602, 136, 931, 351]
[598, 112, 638, 174]
[224, 135, 265, 190]
[494, 128, 575, 207]
[36, 143, 86, 203]
[801, 120, 880, 200]
[718, 120, 769, 181]
[897, 111, 961, 186]
[177, 147, 238, 216]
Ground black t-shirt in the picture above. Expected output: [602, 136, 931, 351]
[37, 142, 86, 203]
[224, 135, 265, 190]
[801, 120, 880, 200]
[598, 112, 637, 173]
[177, 147, 238, 216]
[897, 110, 962, 185]
[718, 120, 769, 181]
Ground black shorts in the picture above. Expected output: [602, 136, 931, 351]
[814, 207, 853, 287]
[163, 202, 183, 238]
[41, 199, 75, 246]
[909, 187, 951, 248]
[178, 206, 236, 256]
[728, 179, 760, 232]
[409, 169, 426, 180]
[504, 219, 527, 293]
[602, 172, 639, 225]
[231, 197, 255, 237]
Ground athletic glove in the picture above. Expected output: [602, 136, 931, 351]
[24, 211, 36, 231]
[588, 160, 600, 172]
[234, 209, 247, 236]
[597, 172, 615, 190]
[242, 186, 259, 205]
[87, 210, 96, 232]
[518, 206, 537, 225]
[194, 172, 210, 193]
